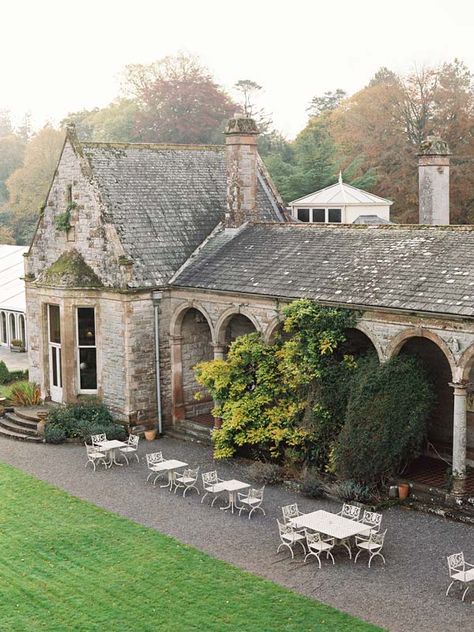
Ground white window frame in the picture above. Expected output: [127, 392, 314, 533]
[293, 207, 344, 223]
[76, 306, 98, 394]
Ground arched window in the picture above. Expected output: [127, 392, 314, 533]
[19, 315, 26, 347]
[9, 313, 16, 342]
[0, 312, 6, 344]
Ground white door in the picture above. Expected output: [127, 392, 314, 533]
[48, 305, 62, 403]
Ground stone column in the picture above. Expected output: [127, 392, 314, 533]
[61, 300, 76, 403]
[450, 382, 468, 497]
[212, 343, 226, 360]
[170, 335, 184, 422]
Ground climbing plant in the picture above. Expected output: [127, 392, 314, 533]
[195, 299, 356, 464]
[54, 201, 77, 232]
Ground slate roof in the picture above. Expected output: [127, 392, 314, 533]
[353, 215, 392, 225]
[172, 223, 474, 318]
[0, 245, 27, 312]
[290, 180, 392, 206]
[82, 143, 284, 287]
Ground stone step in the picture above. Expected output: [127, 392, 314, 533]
[0, 416, 39, 437]
[0, 426, 43, 442]
[4, 411, 38, 431]
[165, 420, 213, 446]
[14, 407, 50, 422]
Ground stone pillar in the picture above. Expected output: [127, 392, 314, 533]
[170, 335, 184, 422]
[224, 116, 259, 228]
[418, 136, 450, 225]
[61, 301, 76, 403]
[450, 382, 468, 497]
[212, 343, 226, 360]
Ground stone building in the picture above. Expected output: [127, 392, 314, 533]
[25, 121, 474, 495]
[0, 244, 28, 350]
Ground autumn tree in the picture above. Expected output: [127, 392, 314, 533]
[5, 126, 64, 244]
[122, 52, 236, 144]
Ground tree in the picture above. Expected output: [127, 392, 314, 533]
[122, 52, 236, 144]
[307, 89, 346, 117]
[5, 126, 64, 244]
[61, 99, 140, 142]
[0, 133, 25, 204]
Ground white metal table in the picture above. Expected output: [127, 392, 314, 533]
[212, 479, 250, 514]
[291, 510, 370, 539]
[97, 440, 128, 468]
[150, 459, 188, 491]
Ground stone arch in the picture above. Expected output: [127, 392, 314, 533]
[170, 301, 214, 341]
[0, 312, 6, 344]
[352, 322, 385, 362]
[386, 328, 456, 379]
[339, 325, 383, 362]
[215, 307, 261, 348]
[170, 304, 215, 423]
[264, 316, 285, 344]
[459, 343, 474, 382]
[389, 329, 455, 461]
[19, 314, 26, 347]
[9, 313, 16, 342]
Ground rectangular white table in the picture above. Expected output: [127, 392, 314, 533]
[211, 479, 250, 514]
[291, 510, 371, 540]
[97, 439, 128, 467]
[150, 459, 188, 491]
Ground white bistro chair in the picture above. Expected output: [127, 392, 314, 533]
[201, 471, 225, 506]
[174, 467, 200, 497]
[446, 552, 474, 602]
[359, 510, 382, 540]
[91, 433, 107, 447]
[354, 529, 387, 567]
[282, 503, 303, 523]
[238, 486, 265, 519]
[276, 519, 306, 559]
[339, 503, 361, 521]
[120, 434, 140, 465]
[304, 531, 336, 567]
[84, 442, 107, 472]
[145, 451, 165, 484]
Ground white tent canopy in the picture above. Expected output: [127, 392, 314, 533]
[0, 245, 27, 313]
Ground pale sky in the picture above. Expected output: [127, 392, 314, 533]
[2, 0, 474, 138]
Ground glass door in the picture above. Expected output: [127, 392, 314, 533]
[48, 305, 62, 402]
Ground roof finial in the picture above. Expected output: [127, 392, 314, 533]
[338, 171, 343, 184]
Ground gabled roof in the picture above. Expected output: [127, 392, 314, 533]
[172, 223, 474, 318]
[0, 245, 27, 312]
[353, 215, 392, 225]
[81, 142, 285, 287]
[290, 177, 392, 206]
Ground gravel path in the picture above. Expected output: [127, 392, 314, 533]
[1, 435, 473, 632]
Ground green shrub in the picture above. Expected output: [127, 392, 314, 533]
[44, 425, 66, 444]
[9, 382, 42, 406]
[247, 461, 284, 485]
[301, 469, 326, 498]
[0, 361, 9, 385]
[326, 480, 380, 505]
[7, 369, 28, 383]
[45, 401, 125, 443]
[334, 355, 433, 484]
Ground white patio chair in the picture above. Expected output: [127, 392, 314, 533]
[304, 530, 336, 568]
[238, 486, 266, 519]
[339, 503, 361, 521]
[282, 503, 303, 523]
[446, 552, 474, 602]
[145, 451, 165, 484]
[201, 471, 225, 506]
[174, 467, 200, 497]
[120, 434, 140, 465]
[358, 510, 382, 541]
[84, 442, 107, 472]
[276, 519, 306, 559]
[91, 433, 107, 447]
[354, 529, 387, 567]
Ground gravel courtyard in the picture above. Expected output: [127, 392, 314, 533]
[1, 435, 472, 632]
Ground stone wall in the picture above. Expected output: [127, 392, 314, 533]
[181, 308, 213, 417]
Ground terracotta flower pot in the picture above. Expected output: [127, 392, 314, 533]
[398, 483, 410, 500]
[144, 428, 157, 441]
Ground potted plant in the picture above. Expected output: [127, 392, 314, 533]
[398, 482, 410, 500]
[10, 339, 26, 353]
[144, 425, 157, 441]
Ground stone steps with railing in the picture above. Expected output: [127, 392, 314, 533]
[0, 406, 47, 443]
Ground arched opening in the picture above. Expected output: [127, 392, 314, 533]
[220, 313, 257, 355]
[9, 313, 16, 342]
[19, 315, 26, 347]
[179, 308, 214, 423]
[0, 312, 6, 344]
[339, 328, 379, 360]
[396, 336, 454, 482]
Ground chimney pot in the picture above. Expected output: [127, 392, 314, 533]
[418, 135, 450, 225]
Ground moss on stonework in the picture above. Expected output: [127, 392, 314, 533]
[39, 250, 103, 288]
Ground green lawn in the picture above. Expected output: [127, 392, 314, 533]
[0, 464, 382, 632]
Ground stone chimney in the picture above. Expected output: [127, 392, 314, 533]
[418, 135, 450, 225]
[224, 116, 259, 227]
